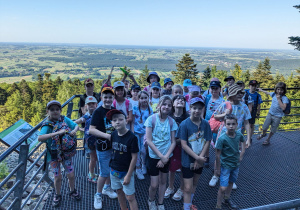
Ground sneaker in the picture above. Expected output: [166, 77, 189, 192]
[94, 194, 102, 209]
[102, 186, 117, 199]
[172, 188, 183, 201]
[223, 198, 238, 209]
[190, 204, 198, 210]
[148, 200, 157, 210]
[232, 183, 237, 190]
[209, 175, 219, 187]
[136, 169, 145, 180]
[164, 187, 174, 199]
[176, 169, 181, 172]
[142, 164, 147, 174]
[158, 204, 165, 210]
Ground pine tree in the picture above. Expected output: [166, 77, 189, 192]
[241, 69, 251, 84]
[252, 58, 273, 88]
[202, 66, 211, 88]
[0, 87, 7, 105]
[211, 66, 217, 78]
[7, 83, 19, 95]
[33, 74, 43, 101]
[42, 73, 57, 103]
[171, 54, 199, 84]
[288, 5, 300, 50]
[231, 64, 242, 81]
[55, 76, 63, 86]
[137, 65, 150, 88]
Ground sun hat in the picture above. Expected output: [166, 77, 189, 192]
[101, 87, 114, 94]
[151, 82, 161, 89]
[164, 78, 174, 87]
[183, 79, 192, 87]
[106, 109, 126, 121]
[190, 97, 205, 106]
[147, 72, 160, 83]
[113, 81, 125, 89]
[224, 76, 235, 82]
[47, 100, 61, 109]
[209, 81, 221, 88]
[85, 96, 98, 104]
[227, 84, 245, 99]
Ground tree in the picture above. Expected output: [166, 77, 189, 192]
[241, 69, 251, 84]
[42, 73, 57, 103]
[252, 58, 273, 88]
[137, 65, 150, 88]
[288, 5, 300, 51]
[33, 74, 43, 101]
[202, 66, 211, 88]
[0, 87, 7, 105]
[230, 64, 242, 81]
[171, 54, 199, 84]
[55, 76, 63, 86]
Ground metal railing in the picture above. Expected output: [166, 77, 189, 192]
[0, 94, 81, 210]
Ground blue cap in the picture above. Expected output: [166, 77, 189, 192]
[209, 81, 221, 88]
[164, 78, 173, 87]
[151, 82, 161, 89]
[183, 79, 192, 87]
[147, 72, 160, 83]
[190, 97, 205, 105]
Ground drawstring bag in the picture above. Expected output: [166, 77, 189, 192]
[209, 102, 232, 133]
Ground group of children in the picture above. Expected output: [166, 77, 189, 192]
[38, 71, 290, 210]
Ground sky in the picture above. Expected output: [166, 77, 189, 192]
[0, 0, 299, 50]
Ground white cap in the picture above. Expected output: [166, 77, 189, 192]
[85, 96, 98, 104]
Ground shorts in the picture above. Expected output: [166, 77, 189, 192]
[169, 144, 181, 172]
[148, 157, 170, 176]
[96, 149, 112, 177]
[110, 171, 135, 195]
[220, 167, 239, 187]
[49, 159, 74, 177]
[182, 166, 203, 179]
[262, 113, 282, 133]
[249, 109, 257, 124]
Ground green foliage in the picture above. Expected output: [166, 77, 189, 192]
[288, 5, 300, 51]
[137, 65, 150, 88]
[251, 58, 273, 88]
[0, 161, 9, 179]
[230, 64, 242, 81]
[202, 66, 211, 87]
[0, 87, 7, 105]
[172, 54, 199, 84]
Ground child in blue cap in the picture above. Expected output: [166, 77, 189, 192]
[162, 78, 174, 96]
[144, 72, 160, 94]
[183, 79, 192, 96]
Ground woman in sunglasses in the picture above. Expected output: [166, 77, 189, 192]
[203, 81, 224, 167]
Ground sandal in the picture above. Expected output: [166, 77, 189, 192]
[262, 140, 270, 145]
[257, 134, 266, 140]
[69, 188, 81, 201]
[52, 193, 62, 207]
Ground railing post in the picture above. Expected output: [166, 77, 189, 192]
[66, 102, 74, 118]
[43, 154, 54, 188]
[12, 144, 29, 210]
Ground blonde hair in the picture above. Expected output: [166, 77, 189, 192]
[157, 95, 173, 117]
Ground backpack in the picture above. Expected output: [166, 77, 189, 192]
[113, 99, 130, 114]
[143, 114, 174, 147]
[42, 116, 77, 162]
[208, 101, 232, 133]
[271, 93, 291, 115]
[83, 114, 97, 150]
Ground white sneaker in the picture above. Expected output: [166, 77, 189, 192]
[172, 188, 183, 201]
[232, 182, 237, 190]
[176, 169, 181, 172]
[94, 194, 102, 209]
[148, 200, 157, 210]
[209, 175, 219, 187]
[136, 169, 145, 180]
[102, 186, 117, 199]
[164, 187, 174, 198]
[158, 204, 165, 210]
[142, 164, 147, 174]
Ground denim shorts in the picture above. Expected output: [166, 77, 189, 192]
[220, 167, 239, 187]
[96, 149, 112, 177]
[110, 171, 135, 195]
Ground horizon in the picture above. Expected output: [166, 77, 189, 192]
[1, 1, 300, 50]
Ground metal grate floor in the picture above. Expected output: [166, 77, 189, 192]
[43, 131, 300, 210]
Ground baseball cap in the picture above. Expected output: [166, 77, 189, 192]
[224, 76, 235, 82]
[131, 84, 141, 91]
[47, 100, 61, 109]
[183, 79, 192, 87]
[106, 109, 126, 121]
[210, 78, 220, 82]
[85, 96, 98, 104]
[188, 85, 201, 93]
[236, 80, 244, 85]
[249, 80, 258, 85]
[190, 97, 205, 106]
[147, 72, 160, 83]
[209, 81, 221, 88]
[101, 87, 114, 95]
[113, 81, 125, 89]
[164, 78, 173, 86]
[84, 78, 94, 85]
[151, 82, 161, 89]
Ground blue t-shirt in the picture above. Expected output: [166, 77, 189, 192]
[245, 90, 263, 107]
[205, 95, 224, 121]
[39, 116, 77, 162]
[176, 118, 212, 168]
[132, 105, 153, 134]
[144, 114, 178, 159]
[215, 131, 245, 169]
[269, 92, 289, 117]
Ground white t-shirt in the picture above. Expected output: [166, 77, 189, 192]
[115, 100, 133, 129]
[129, 98, 139, 108]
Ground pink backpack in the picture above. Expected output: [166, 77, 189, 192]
[113, 99, 130, 114]
[208, 101, 232, 133]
